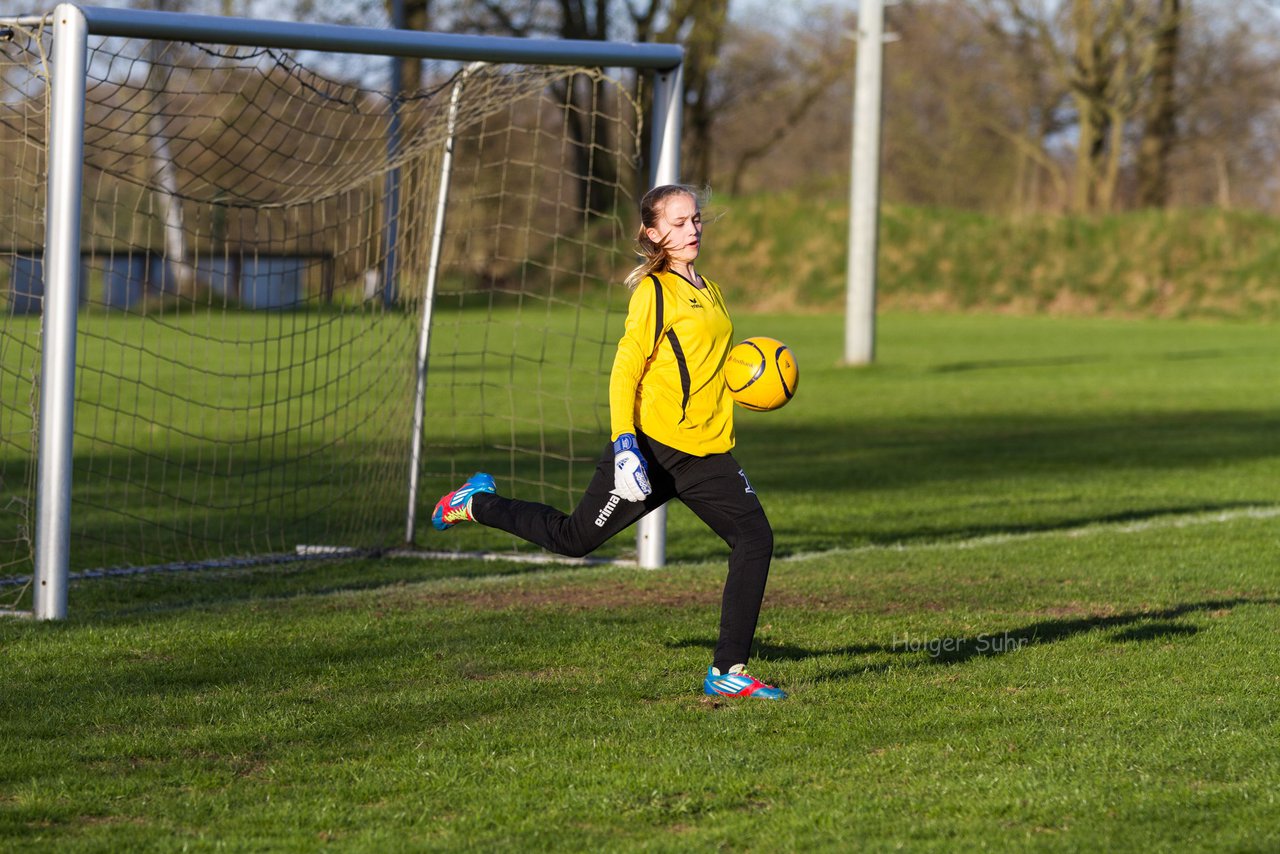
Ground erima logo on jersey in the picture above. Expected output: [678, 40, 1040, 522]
[595, 493, 622, 527]
[688, 298, 702, 309]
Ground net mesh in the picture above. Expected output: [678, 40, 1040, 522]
[0, 19, 644, 606]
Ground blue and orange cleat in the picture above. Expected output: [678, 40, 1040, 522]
[703, 664, 787, 700]
[431, 472, 496, 531]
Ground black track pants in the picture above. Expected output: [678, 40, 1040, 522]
[470, 433, 774, 671]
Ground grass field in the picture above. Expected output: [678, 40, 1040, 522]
[3, 311, 1279, 850]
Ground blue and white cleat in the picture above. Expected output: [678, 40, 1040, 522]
[703, 664, 787, 700]
[431, 472, 496, 531]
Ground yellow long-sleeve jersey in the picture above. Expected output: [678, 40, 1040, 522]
[609, 271, 735, 456]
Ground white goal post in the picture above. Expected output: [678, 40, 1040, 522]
[4, 3, 683, 619]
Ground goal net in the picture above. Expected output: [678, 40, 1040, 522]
[0, 11, 671, 612]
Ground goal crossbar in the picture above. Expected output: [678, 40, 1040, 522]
[73, 5, 683, 70]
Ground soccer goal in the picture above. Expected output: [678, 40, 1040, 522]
[0, 4, 683, 619]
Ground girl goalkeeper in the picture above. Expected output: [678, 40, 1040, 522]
[431, 184, 784, 700]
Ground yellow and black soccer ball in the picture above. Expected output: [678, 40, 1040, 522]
[723, 337, 799, 411]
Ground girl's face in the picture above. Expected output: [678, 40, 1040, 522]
[646, 193, 702, 266]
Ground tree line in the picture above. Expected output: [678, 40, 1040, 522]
[361, 0, 1277, 215]
[66, 0, 1280, 215]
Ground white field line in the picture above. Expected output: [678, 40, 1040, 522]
[1, 504, 1276, 594]
[0, 545, 630, 590]
[782, 504, 1280, 563]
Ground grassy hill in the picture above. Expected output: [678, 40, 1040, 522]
[708, 193, 1280, 320]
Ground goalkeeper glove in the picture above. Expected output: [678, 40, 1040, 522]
[611, 433, 652, 502]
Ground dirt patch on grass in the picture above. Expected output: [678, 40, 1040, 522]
[766, 588, 956, 614]
[397, 576, 719, 613]
[76, 814, 150, 829]
[392, 575, 963, 616]
[1030, 602, 1122, 620]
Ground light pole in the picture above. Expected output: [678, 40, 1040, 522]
[844, 0, 885, 366]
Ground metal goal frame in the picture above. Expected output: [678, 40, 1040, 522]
[13, 3, 683, 619]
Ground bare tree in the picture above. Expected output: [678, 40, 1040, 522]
[1135, 0, 1180, 207]
[652, 0, 730, 187]
[973, 0, 1166, 213]
[146, 0, 197, 296]
[705, 5, 851, 195]
[1172, 4, 1280, 210]
[970, 0, 1074, 211]
[1067, 0, 1161, 212]
[449, 1, 744, 202]
[450, 1, 625, 213]
[390, 0, 434, 90]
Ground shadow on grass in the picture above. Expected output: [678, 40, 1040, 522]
[916, 597, 1272, 666]
[927, 347, 1235, 374]
[737, 409, 1280, 498]
[1110, 621, 1200, 643]
[58, 555, 587, 621]
[930, 354, 1107, 373]
[671, 597, 1279, 681]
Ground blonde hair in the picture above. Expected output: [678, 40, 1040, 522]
[623, 184, 705, 290]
